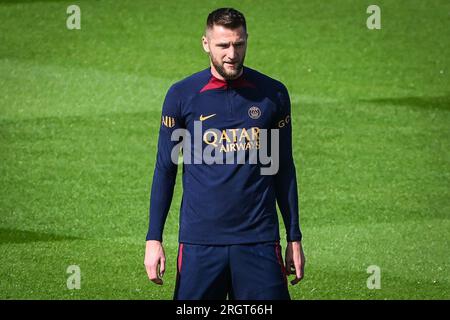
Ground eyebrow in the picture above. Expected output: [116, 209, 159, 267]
[216, 40, 246, 46]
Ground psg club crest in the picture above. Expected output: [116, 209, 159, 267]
[248, 106, 261, 119]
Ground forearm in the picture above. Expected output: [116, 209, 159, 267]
[275, 162, 302, 242]
[146, 166, 177, 242]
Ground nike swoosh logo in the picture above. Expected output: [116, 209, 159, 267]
[199, 114, 216, 121]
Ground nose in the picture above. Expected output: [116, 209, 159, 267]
[227, 45, 237, 61]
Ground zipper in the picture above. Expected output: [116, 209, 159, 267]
[226, 83, 233, 118]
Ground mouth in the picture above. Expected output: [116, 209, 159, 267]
[224, 62, 238, 68]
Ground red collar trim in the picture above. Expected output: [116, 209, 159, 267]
[200, 72, 256, 93]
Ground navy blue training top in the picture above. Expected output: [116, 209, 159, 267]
[146, 66, 302, 245]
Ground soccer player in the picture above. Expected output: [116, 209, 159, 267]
[144, 7, 305, 300]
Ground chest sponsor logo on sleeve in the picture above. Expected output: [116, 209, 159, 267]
[248, 106, 261, 119]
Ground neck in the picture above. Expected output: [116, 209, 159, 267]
[210, 63, 243, 81]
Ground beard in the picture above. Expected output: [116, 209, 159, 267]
[210, 53, 245, 80]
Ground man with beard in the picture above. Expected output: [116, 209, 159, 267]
[144, 7, 305, 300]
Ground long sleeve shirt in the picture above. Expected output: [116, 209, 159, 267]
[146, 66, 302, 245]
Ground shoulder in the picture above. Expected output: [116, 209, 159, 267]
[167, 68, 211, 99]
[245, 66, 290, 108]
[244, 66, 288, 94]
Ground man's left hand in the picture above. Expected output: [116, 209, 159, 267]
[285, 241, 305, 285]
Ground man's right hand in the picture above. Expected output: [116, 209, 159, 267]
[144, 240, 166, 285]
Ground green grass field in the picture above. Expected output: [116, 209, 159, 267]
[1, 0, 449, 299]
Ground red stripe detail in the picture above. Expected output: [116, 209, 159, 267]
[177, 243, 184, 273]
[199, 75, 256, 93]
[275, 242, 288, 280]
[200, 77, 227, 93]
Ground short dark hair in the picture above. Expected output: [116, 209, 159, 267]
[206, 8, 246, 32]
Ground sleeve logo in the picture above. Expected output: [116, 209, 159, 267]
[277, 114, 291, 128]
[162, 115, 176, 128]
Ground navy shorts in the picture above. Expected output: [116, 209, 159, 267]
[174, 241, 290, 300]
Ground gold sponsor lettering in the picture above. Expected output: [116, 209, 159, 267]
[239, 128, 251, 142]
[220, 130, 231, 143]
[236, 143, 245, 151]
[220, 144, 228, 153]
[251, 127, 260, 140]
[202, 127, 261, 152]
[203, 131, 218, 147]
[229, 128, 238, 143]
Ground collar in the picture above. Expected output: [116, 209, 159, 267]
[200, 67, 256, 93]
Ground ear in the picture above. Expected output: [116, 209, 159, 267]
[201, 35, 210, 53]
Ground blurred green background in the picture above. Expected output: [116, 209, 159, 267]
[0, 0, 449, 299]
